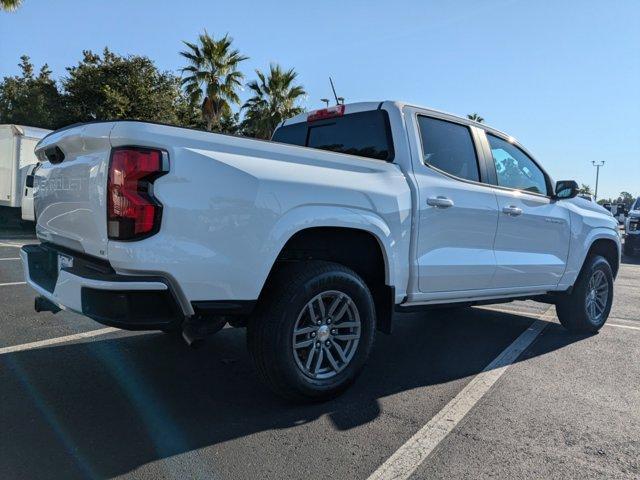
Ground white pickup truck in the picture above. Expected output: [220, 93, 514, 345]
[22, 101, 620, 401]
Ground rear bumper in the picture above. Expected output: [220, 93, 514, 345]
[20, 243, 184, 330]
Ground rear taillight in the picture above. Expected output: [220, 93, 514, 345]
[107, 147, 167, 240]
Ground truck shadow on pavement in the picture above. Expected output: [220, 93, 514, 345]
[1, 307, 593, 479]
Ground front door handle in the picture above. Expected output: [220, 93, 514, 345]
[427, 196, 454, 208]
[502, 205, 523, 216]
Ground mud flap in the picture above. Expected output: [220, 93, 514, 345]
[373, 285, 395, 334]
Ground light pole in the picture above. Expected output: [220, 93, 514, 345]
[592, 160, 604, 200]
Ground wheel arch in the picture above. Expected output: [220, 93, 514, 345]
[259, 205, 401, 290]
[586, 238, 620, 278]
[558, 227, 621, 289]
[256, 206, 404, 333]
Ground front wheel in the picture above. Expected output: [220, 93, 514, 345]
[247, 261, 376, 402]
[556, 255, 614, 333]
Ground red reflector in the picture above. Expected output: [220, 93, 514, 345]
[107, 147, 165, 240]
[307, 104, 345, 122]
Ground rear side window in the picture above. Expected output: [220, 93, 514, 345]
[417, 116, 480, 182]
[272, 110, 393, 161]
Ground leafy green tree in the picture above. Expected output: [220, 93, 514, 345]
[1, 0, 22, 11]
[619, 191, 634, 208]
[0, 55, 66, 129]
[180, 32, 247, 131]
[467, 113, 484, 123]
[578, 184, 592, 195]
[241, 63, 306, 139]
[63, 48, 188, 125]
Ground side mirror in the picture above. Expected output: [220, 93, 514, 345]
[554, 180, 579, 200]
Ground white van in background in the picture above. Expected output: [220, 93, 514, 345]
[0, 124, 52, 223]
[21, 163, 40, 222]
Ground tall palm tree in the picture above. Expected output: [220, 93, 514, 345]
[180, 32, 248, 131]
[1, 0, 22, 10]
[467, 113, 484, 123]
[241, 64, 306, 139]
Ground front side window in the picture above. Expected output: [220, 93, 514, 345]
[417, 116, 480, 182]
[487, 134, 548, 195]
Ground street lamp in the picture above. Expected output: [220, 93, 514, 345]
[320, 98, 330, 107]
[592, 160, 605, 200]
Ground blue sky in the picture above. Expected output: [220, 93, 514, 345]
[1, 0, 638, 200]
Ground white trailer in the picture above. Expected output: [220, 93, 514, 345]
[0, 124, 52, 220]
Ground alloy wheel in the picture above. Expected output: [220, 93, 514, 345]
[292, 290, 361, 379]
[585, 269, 609, 324]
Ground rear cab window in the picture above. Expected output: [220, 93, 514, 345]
[272, 110, 394, 161]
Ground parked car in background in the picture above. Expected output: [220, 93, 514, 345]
[624, 197, 640, 256]
[21, 101, 621, 401]
[0, 124, 52, 224]
[578, 193, 595, 202]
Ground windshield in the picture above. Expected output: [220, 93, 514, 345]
[633, 197, 640, 210]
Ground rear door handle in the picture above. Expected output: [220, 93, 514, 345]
[427, 196, 454, 208]
[502, 205, 523, 216]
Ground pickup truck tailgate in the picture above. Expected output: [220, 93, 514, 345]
[33, 122, 115, 258]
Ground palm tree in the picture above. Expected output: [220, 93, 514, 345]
[241, 64, 306, 139]
[1, 0, 22, 10]
[180, 32, 248, 131]
[467, 113, 484, 123]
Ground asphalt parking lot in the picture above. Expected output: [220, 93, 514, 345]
[1, 230, 638, 480]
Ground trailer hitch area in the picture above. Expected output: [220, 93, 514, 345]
[34, 296, 61, 314]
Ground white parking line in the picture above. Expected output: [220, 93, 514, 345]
[0, 281, 27, 287]
[367, 309, 552, 480]
[607, 323, 640, 331]
[0, 327, 119, 355]
[478, 306, 638, 332]
[0, 257, 21, 261]
[0, 242, 28, 248]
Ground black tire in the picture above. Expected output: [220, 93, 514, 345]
[556, 255, 614, 333]
[247, 261, 376, 402]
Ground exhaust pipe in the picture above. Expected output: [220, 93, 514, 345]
[34, 296, 61, 314]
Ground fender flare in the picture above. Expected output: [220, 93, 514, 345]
[559, 227, 621, 288]
[256, 204, 402, 294]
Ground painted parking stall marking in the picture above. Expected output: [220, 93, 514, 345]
[606, 322, 640, 331]
[0, 281, 27, 287]
[367, 308, 554, 480]
[0, 327, 119, 356]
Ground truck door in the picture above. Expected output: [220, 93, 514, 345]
[481, 132, 571, 288]
[407, 110, 500, 294]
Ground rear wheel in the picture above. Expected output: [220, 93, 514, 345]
[247, 261, 375, 402]
[556, 255, 613, 333]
